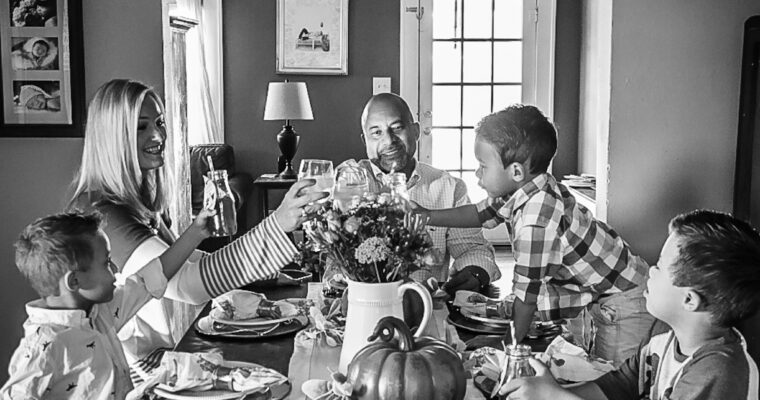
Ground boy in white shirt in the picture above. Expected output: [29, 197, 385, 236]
[1, 210, 212, 399]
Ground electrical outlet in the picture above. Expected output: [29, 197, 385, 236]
[373, 77, 391, 94]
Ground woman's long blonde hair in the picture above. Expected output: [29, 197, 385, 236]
[70, 79, 173, 223]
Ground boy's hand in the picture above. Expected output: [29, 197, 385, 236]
[409, 200, 431, 220]
[192, 208, 217, 239]
[499, 358, 572, 400]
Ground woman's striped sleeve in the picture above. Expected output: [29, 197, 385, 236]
[198, 214, 297, 297]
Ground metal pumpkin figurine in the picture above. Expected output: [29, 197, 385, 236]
[346, 317, 467, 400]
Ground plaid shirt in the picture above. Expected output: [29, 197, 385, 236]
[355, 159, 500, 283]
[476, 173, 648, 320]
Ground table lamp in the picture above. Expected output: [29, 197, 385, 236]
[263, 81, 314, 179]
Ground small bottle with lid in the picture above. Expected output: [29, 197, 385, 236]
[495, 344, 536, 399]
[203, 169, 238, 237]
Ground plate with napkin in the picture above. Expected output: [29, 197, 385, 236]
[129, 351, 290, 400]
[209, 290, 310, 327]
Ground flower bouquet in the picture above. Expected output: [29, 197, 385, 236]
[298, 193, 438, 283]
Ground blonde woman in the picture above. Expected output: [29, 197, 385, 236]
[69, 79, 324, 379]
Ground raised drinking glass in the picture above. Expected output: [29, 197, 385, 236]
[298, 159, 334, 202]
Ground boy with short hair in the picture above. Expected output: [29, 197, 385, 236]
[419, 104, 653, 365]
[1, 210, 212, 399]
[500, 210, 760, 399]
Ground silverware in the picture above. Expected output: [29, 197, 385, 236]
[212, 322, 281, 336]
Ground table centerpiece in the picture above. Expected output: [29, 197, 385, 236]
[298, 192, 440, 372]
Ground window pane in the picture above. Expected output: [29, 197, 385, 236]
[433, 0, 461, 39]
[463, 41, 492, 83]
[433, 85, 461, 126]
[462, 85, 491, 126]
[494, 41, 522, 82]
[463, 0, 492, 39]
[493, 85, 521, 111]
[461, 171, 488, 202]
[494, 0, 522, 39]
[433, 41, 461, 83]
[462, 128, 477, 170]
[431, 129, 462, 170]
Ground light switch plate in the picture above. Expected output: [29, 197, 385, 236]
[373, 77, 391, 94]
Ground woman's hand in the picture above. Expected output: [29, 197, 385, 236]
[499, 358, 578, 400]
[190, 208, 217, 240]
[274, 179, 328, 232]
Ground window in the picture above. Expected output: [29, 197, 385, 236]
[401, 0, 555, 243]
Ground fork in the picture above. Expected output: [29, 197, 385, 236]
[213, 323, 281, 336]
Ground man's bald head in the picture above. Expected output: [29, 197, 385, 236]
[361, 93, 416, 133]
[360, 93, 420, 175]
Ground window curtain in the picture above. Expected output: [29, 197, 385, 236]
[174, 0, 223, 145]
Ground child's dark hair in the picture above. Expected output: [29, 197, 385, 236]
[14, 211, 102, 297]
[669, 210, 760, 327]
[475, 104, 557, 174]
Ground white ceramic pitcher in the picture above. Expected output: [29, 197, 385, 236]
[338, 279, 433, 373]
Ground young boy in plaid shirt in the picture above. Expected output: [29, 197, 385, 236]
[499, 210, 760, 400]
[418, 104, 654, 365]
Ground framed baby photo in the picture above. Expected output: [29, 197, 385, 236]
[276, 0, 349, 75]
[0, 0, 85, 137]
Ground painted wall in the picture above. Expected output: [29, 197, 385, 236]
[606, 0, 760, 262]
[0, 0, 164, 382]
[223, 0, 400, 228]
[551, 1, 581, 179]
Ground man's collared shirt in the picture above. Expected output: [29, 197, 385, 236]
[1, 259, 167, 400]
[359, 159, 500, 283]
[476, 173, 648, 320]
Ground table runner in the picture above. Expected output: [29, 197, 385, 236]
[286, 283, 486, 399]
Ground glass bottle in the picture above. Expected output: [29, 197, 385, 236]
[333, 162, 369, 211]
[386, 172, 411, 212]
[495, 344, 536, 399]
[203, 169, 238, 237]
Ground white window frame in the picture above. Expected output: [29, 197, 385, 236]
[400, 0, 556, 243]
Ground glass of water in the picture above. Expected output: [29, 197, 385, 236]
[298, 159, 334, 202]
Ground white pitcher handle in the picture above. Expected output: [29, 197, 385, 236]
[398, 281, 433, 337]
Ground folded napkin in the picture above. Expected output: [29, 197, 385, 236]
[127, 351, 287, 399]
[210, 289, 301, 320]
[453, 291, 513, 319]
[300, 305, 344, 346]
[537, 336, 615, 382]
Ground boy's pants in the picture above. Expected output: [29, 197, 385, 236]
[567, 286, 655, 367]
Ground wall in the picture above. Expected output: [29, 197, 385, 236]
[606, 0, 760, 262]
[0, 0, 164, 382]
[551, 0, 581, 179]
[223, 0, 400, 227]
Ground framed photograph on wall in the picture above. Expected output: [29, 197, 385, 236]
[276, 0, 348, 75]
[0, 0, 85, 137]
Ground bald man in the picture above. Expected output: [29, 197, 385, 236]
[350, 93, 500, 294]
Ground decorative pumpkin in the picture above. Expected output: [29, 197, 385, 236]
[346, 316, 467, 400]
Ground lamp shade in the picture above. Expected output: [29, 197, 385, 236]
[263, 82, 314, 121]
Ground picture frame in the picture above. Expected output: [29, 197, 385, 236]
[0, 0, 85, 137]
[276, 0, 348, 75]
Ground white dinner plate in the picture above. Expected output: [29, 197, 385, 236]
[152, 361, 291, 400]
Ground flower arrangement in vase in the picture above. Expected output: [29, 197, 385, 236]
[298, 191, 441, 373]
[298, 192, 440, 283]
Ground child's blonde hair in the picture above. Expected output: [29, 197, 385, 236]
[15, 212, 102, 297]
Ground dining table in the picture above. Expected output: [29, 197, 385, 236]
[173, 280, 558, 400]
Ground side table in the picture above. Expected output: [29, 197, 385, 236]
[253, 174, 297, 222]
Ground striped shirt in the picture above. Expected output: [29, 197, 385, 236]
[476, 173, 648, 320]
[357, 159, 500, 283]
